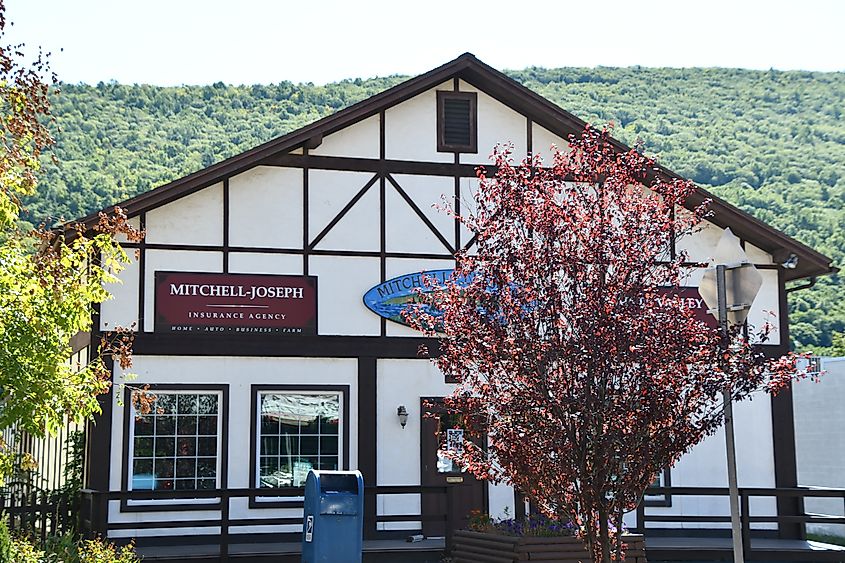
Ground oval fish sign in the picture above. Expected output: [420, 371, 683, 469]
[363, 269, 456, 328]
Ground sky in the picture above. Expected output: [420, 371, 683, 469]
[6, 0, 845, 86]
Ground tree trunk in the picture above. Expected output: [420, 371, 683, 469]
[598, 505, 611, 563]
[614, 505, 624, 561]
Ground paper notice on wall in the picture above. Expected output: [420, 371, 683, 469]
[447, 429, 464, 454]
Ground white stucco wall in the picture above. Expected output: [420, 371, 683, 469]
[384, 82, 453, 163]
[228, 166, 302, 249]
[311, 115, 380, 160]
[145, 183, 223, 246]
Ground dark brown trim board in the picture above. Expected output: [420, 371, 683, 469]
[137, 212, 147, 332]
[85, 299, 111, 492]
[357, 358, 378, 539]
[119, 384, 230, 513]
[127, 333, 438, 359]
[222, 179, 230, 273]
[247, 384, 351, 509]
[771, 267, 803, 539]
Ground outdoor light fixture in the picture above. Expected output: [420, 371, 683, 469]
[397, 405, 409, 429]
[781, 253, 799, 269]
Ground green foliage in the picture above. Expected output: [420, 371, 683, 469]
[43, 534, 140, 563]
[0, 518, 41, 563]
[0, 521, 141, 563]
[59, 430, 86, 497]
[20, 66, 845, 351]
[0, 3, 139, 485]
[0, 515, 11, 562]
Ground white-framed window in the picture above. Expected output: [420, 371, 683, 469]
[129, 391, 222, 493]
[256, 391, 342, 488]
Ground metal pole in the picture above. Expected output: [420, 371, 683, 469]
[717, 264, 745, 563]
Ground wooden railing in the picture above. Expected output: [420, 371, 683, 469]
[1, 490, 77, 545]
[634, 486, 845, 556]
[81, 484, 460, 561]
[77, 485, 845, 561]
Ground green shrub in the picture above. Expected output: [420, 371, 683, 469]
[0, 517, 11, 562]
[75, 538, 140, 563]
[0, 527, 140, 563]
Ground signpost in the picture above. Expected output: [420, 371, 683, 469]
[698, 228, 763, 563]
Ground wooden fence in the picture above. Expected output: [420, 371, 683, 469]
[0, 490, 78, 545]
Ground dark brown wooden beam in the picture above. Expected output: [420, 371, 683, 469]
[127, 333, 439, 359]
[260, 154, 485, 178]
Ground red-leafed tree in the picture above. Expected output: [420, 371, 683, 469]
[407, 126, 805, 563]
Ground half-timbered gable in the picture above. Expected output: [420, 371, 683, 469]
[77, 53, 835, 548]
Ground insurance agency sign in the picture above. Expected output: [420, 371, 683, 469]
[155, 272, 317, 334]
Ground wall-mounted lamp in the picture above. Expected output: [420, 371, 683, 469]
[397, 405, 409, 429]
[781, 253, 799, 270]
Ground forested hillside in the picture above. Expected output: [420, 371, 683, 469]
[23, 67, 845, 351]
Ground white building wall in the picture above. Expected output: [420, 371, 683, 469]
[311, 115, 380, 160]
[532, 123, 569, 165]
[384, 82, 453, 163]
[228, 166, 302, 249]
[145, 183, 223, 246]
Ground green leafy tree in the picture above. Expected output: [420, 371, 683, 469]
[0, 0, 140, 482]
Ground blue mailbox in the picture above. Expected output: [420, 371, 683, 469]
[302, 470, 364, 563]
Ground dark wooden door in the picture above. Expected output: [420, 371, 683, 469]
[420, 398, 486, 537]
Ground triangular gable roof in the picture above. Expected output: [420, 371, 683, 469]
[75, 53, 835, 281]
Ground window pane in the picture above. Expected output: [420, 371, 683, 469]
[280, 436, 295, 457]
[301, 416, 319, 434]
[198, 395, 218, 415]
[177, 395, 198, 415]
[261, 415, 278, 435]
[155, 459, 174, 479]
[155, 437, 175, 457]
[320, 415, 339, 434]
[177, 416, 197, 435]
[197, 436, 217, 456]
[155, 395, 176, 415]
[300, 436, 318, 456]
[134, 437, 153, 457]
[198, 416, 217, 435]
[197, 458, 216, 478]
[177, 437, 196, 457]
[280, 420, 298, 436]
[261, 436, 279, 456]
[319, 458, 338, 471]
[320, 436, 338, 456]
[156, 416, 176, 436]
[135, 417, 153, 436]
[176, 478, 196, 490]
[176, 458, 196, 478]
[133, 459, 153, 477]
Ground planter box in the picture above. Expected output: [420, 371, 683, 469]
[452, 530, 647, 563]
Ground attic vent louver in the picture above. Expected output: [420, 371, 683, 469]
[437, 91, 477, 153]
